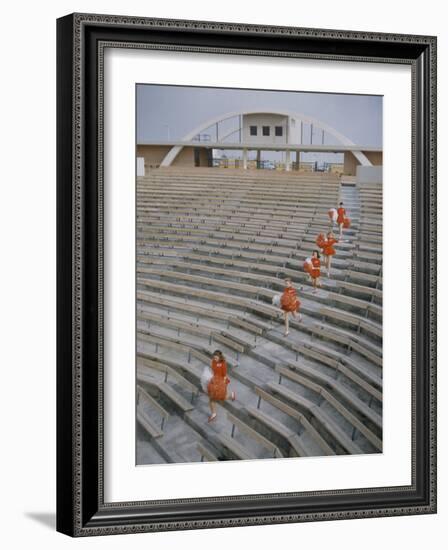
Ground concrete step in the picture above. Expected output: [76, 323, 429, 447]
[135, 172, 383, 463]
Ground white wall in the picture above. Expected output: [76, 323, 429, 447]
[357, 165, 383, 184]
[242, 113, 288, 144]
[0, 1, 445, 549]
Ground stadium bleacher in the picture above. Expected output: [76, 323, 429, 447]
[136, 167, 383, 463]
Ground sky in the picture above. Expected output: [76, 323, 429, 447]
[137, 84, 382, 146]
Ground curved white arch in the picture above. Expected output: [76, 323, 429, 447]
[160, 108, 372, 167]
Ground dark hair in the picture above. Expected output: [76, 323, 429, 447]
[313, 249, 320, 258]
[339, 201, 343, 206]
[212, 350, 224, 360]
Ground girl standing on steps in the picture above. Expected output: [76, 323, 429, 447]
[322, 231, 338, 278]
[337, 201, 348, 240]
[281, 278, 302, 336]
[310, 250, 322, 293]
[207, 350, 235, 423]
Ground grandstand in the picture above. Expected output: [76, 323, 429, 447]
[136, 167, 382, 464]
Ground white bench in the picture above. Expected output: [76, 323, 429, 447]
[226, 410, 284, 458]
[275, 366, 381, 450]
[246, 405, 308, 457]
[136, 385, 170, 436]
[267, 382, 362, 455]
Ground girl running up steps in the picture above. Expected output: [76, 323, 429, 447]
[280, 278, 302, 336]
[206, 350, 235, 423]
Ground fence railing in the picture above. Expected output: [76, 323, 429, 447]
[211, 158, 343, 172]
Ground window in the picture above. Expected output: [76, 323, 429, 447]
[262, 126, 270, 136]
[250, 125, 257, 136]
[275, 126, 283, 137]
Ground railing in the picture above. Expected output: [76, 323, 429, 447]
[210, 159, 343, 172]
[212, 158, 241, 169]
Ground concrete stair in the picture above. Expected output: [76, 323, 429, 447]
[135, 169, 383, 463]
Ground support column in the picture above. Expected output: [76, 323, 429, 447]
[242, 148, 248, 170]
[285, 150, 291, 171]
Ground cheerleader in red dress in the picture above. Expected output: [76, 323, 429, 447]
[207, 350, 235, 423]
[322, 231, 338, 278]
[281, 278, 302, 336]
[310, 250, 322, 293]
[337, 201, 347, 239]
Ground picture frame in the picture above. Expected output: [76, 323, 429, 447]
[56, 12, 437, 537]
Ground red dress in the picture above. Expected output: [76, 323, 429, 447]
[337, 207, 346, 225]
[207, 359, 229, 401]
[322, 237, 338, 256]
[310, 257, 321, 279]
[281, 287, 300, 313]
